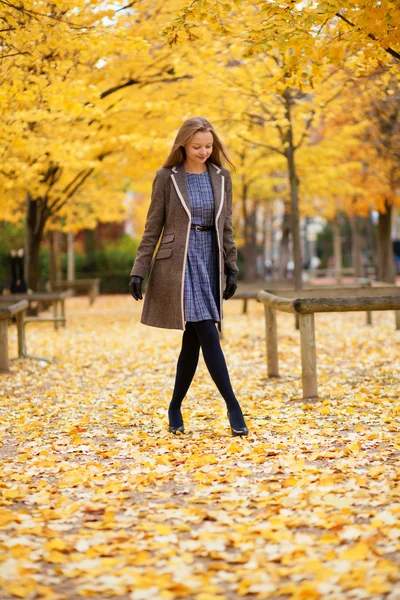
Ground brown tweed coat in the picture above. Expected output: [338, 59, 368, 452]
[130, 160, 239, 335]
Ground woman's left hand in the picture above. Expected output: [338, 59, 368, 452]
[223, 268, 238, 300]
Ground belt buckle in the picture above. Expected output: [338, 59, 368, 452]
[195, 225, 201, 231]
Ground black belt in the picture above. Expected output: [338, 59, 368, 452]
[190, 224, 214, 231]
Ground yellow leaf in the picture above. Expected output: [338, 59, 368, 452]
[6, 581, 36, 598]
[339, 542, 370, 561]
[0, 508, 20, 526]
[46, 550, 69, 564]
[44, 539, 69, 552]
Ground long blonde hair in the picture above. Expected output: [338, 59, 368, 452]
[162, 116, 236, 173]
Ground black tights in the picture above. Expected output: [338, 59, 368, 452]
[168, 320, 246, 429]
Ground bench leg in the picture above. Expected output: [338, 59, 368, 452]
[395, 310, 400, 331]
[19, 320, 54, 363]
[265, 306, 279, 377]
[366, 311, 372, 326]
[243, 299, 248, 314]
[61, 300, 66, 327]
[0, 320, 10, 373]
[16, 311, 27, 358]
[89, 286, 96, 305]
[54, 301, 59, 331]
[299, 313, 318, 399]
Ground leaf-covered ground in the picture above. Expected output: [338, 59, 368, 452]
[1, 295, 400, 600]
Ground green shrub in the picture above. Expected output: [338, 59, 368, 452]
[58, 235, 139, 293]
[0, 223, 26, 287]
[0, 225, 141, 293]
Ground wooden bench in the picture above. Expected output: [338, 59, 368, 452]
[48, 279, 100, 305]
[0, 300, 28, 372]
[0, 293, 70, 367]
[306, 266, 377, 280]
[231, 292, 258, 314]
[0, 290, 73, 330]
[257, 286, 400, 399]
[263, 284, 400, 330]
[234, 281, 379, 315]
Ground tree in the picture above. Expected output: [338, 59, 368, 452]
[163, 0, 400, 63]
[162, 0, 399, 285]
[0, 1, 195, 289]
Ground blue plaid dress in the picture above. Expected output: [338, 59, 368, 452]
[184, 170, 220, 323]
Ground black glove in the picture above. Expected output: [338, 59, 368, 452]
[129, 275, 143, 300]
[223, 267, 238, 300]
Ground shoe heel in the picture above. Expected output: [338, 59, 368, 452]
[168, 425, 185, 434]
[227, 410, 249, 436]
[168, 407, 184, 434]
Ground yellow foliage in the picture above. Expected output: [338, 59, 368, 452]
[0, 296, 399, 597]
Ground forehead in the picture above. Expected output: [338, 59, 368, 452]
[190, 130, 213, 144]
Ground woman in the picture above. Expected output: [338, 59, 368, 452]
[129, 116, 248, 437]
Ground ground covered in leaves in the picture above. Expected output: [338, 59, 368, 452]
[1, 295, 400, 600]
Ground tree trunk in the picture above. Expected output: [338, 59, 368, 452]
[365, 212, 376, 276]
[67, 232, 75, 281]
[244, 207, 258, 282]
[241, 179, 258, 282]
[24, 193, 48, 291]
[49, 231, 62, 288]
[263, 207, 272, 279]
[351, 215, 363, 278]
[377, 200, 395, 283]
[279, 210, 291, 279]
[333, 213, 343, 284]
[283, 89, 303, 290]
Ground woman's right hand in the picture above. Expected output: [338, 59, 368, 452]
[130, 275, 143, 300]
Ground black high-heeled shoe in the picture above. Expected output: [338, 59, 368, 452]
[227, 410, 249, 436]
[168, 425, 185, 434]
[168, 408, 185, 434]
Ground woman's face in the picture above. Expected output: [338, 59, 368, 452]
[183, 131, 213, 165]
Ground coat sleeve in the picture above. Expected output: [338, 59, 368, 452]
[223, 171, 239, 275]
[130, 170, 166, 279]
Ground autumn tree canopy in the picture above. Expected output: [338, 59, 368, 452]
[0, 0, 399, 287]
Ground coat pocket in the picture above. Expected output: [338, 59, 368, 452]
[155, 247, 172, 260]
[161, 233, 175, 244]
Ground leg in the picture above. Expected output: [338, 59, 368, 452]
[265, 306, 279, 377]
[16, 311, 26, 358]
[395, 310, 400, 331]
[61, 299, 66, 327]
[168, 322, 200, 428]
[191, 320, 247, 429]
[9, 254, 18, 293]
[54, 300, 59, 331]
[0, 320, 10, 373]
[299, 313, 318, 399]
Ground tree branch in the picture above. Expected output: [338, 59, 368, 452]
[335, 11, 400, 61]
[116, 2, 137, 12]
[294, 110, 315, 150]
[100, 73, 192, 98]
[1, 50, 30, 59]
[47, 168, 95, 214]
[237, 134, 285, 156]
[0, 0, 95, 29]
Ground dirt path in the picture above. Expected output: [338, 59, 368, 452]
[0, 296, 399, 599]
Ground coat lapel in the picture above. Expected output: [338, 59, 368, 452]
[171, 161, 224, 221]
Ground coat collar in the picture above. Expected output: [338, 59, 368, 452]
[170, 161, 224, 221]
